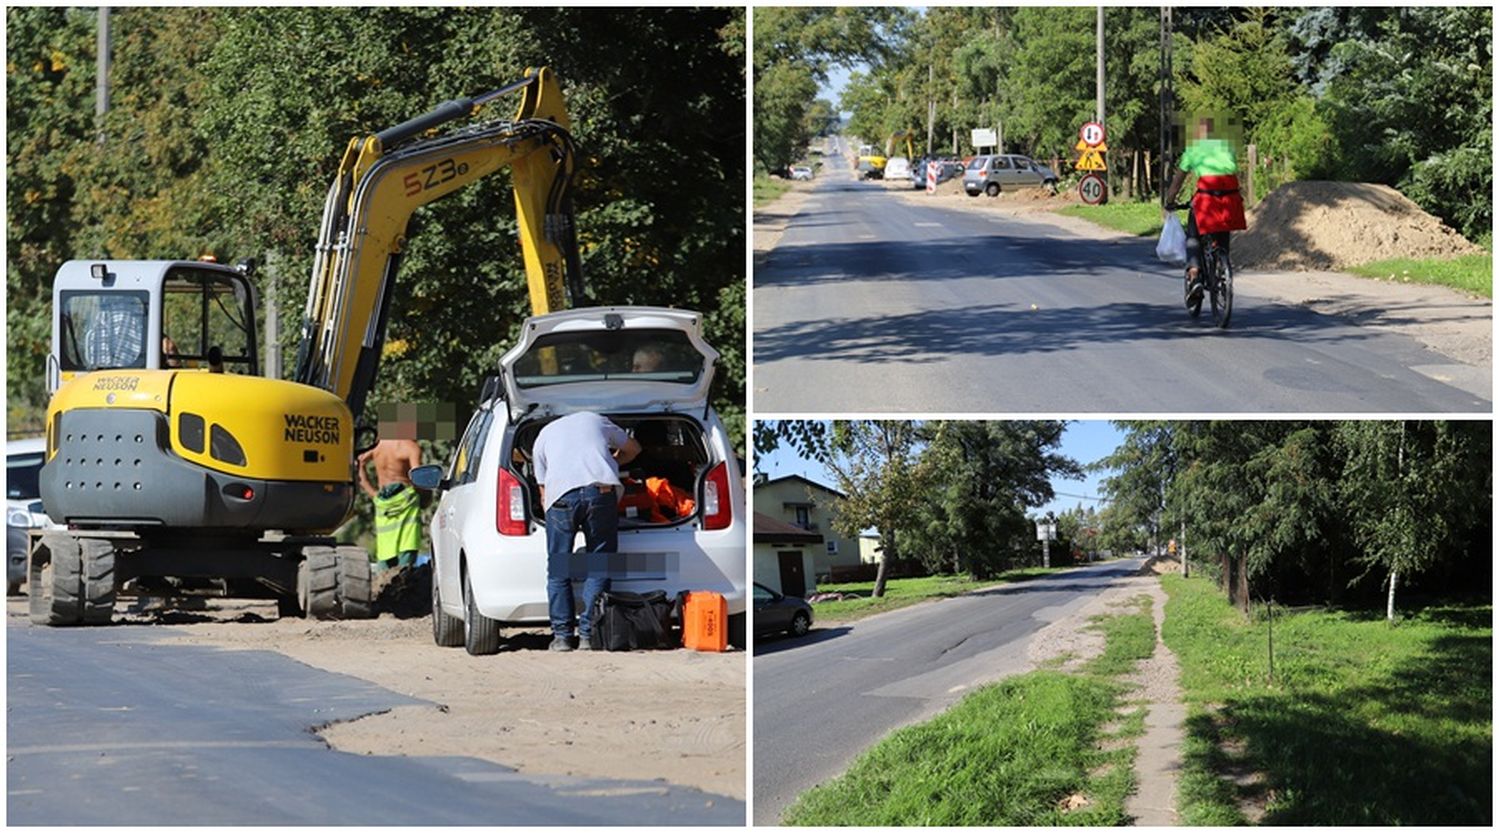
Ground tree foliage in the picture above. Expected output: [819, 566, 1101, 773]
[908, 421, 1078, 578]
[5, 8, 746, 447]
[820, 421, 932, 598]
[752, 7, 910, 172]
[1099, 420, 1490, 618]
[829, 7, 1490, 233]
[765, 420, 1082, 585]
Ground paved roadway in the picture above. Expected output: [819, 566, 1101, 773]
[7, 622, 743, 825]
[754, 153, 1489, 413]
[752, 558, 1143, 825]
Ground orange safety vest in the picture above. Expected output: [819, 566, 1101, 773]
[645, 477, 696, 519]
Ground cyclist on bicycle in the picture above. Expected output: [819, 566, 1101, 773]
[1163, 114, 1248, 303]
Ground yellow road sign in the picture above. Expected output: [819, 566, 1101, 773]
[1075, 139, 1109, 153]
[1075, 147, 1107, 171]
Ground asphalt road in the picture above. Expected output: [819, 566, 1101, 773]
[754, 154, 1489, 413]
[7, 622, 743, 825]
[752, 558, 1144, 825]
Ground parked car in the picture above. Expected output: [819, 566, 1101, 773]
[909, 158, 963, 189]
[7, 437, 52, 595]
[963, 154, 1060, 197]
[412, 307, 747, 655]
[883, 157, 911, 181]
[789, 166, 813, 181]
[754, 582, 813, 639]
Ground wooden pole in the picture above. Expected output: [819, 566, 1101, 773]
[1246, 144, 1257, 205]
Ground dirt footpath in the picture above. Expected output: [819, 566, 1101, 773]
[13, 598, 745, 799]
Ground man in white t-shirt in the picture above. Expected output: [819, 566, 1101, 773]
[532, 411, 642, 651]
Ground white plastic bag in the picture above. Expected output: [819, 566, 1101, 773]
[1156, 211, 1187, 265]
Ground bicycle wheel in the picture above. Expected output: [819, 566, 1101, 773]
[1209, 247, 1233, 328]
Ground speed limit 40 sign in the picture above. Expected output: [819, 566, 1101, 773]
[1078, 173, 1108, 205]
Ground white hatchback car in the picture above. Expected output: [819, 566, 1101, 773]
[8, 437, 57, 595]
[412, 306, 747, 655]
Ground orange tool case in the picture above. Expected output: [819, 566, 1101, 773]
[681, 591, 727, 652]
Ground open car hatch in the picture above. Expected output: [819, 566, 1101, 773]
[498, 306, 719, 420]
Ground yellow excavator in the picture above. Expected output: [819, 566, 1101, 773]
[32, 68, 581, 625]
[885, 130, 916, 162]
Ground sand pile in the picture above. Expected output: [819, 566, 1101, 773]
[1234, 181, 1480, 271]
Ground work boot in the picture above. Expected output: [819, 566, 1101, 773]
[549, 635, 574, 652]
[576, 635, 594, 651]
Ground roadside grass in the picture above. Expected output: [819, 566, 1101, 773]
[1057, 201, 1183, 237]
[783, 597, 1157, 826]
[1346, 253, 1492, 298]
[753, 172, 791, 207]
[1161, 574, 1492, 825]
[812, 567, 1071, 623]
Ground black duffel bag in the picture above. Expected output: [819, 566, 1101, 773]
[589, 590, 678, 651]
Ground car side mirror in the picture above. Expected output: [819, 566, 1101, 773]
[410, 464, 446, 491]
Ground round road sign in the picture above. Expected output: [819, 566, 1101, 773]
[1079, 173, 1108, 205]
[1080, 121, 1106, 147]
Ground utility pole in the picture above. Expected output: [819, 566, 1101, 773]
[264, 251, 282, 380]
[925, 61, 936, 157]
[1095, 7, 1105, 126]
[1160, 7, 1174, 203]
[1095, 7, 1106, 194]
[96, 7, 111, 145]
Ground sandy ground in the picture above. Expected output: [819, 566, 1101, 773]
[753, 179, 818, 259]
[10, 596, 746, 800]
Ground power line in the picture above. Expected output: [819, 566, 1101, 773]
[1054, 490, 1108, 503]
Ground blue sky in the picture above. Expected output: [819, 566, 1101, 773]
[821, 64, 857, 118]
[753, 421, 1123, 520]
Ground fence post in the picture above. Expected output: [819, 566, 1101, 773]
[1246, 143, 1257, 206]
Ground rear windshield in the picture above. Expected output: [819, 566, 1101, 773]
[7, 452, 43, 500]
[966, 157, 987, 171]
[512, 328, 703, 389]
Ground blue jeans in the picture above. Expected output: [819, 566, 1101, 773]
[545, 485, 618, 638]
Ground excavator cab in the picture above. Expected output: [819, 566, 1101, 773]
[49, 260, 259, 392]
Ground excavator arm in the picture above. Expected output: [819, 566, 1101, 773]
[293, 67, 582, 420]
[886, 130, 916, 160]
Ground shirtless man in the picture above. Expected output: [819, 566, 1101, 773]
[357, 438, 424, 571]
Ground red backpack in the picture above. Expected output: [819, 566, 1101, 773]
[1192, 174, 1247, 234]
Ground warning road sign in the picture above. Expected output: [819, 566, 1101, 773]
[1079, 173, 1107, 205]
[1075, 147, 1107, 171]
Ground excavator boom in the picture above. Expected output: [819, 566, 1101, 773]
[294, 67, 582, 420]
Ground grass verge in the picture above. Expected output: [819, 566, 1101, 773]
[812, 567, 1071, 623]
[1161, 574, 1492, 825]
[783, 595, 1156, 825]
[1057, 202, 1185, 237]
[753, 172, 790, 207]
[1346, 253, 1492, 298]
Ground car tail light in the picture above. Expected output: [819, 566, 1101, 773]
[701, 461, 732, 531]
[496, 468, 528, 536]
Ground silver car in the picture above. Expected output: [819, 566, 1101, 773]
[963, 154, 1060, 197]
[7, 438, 53, 595]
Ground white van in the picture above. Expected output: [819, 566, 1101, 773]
[883, 157, 911, 181]
[413, 307, 747, 655]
